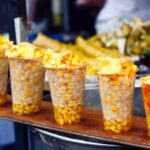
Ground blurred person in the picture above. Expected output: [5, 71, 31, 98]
[0, 0, 9, 34]
[26, 0, 52, 33]
[75, 0, 104, 34]
[95, 0, 150, 33]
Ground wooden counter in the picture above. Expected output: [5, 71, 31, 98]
[0, 95, 149, 149]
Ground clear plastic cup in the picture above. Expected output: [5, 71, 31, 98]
[141, 77, 150, 137]
[98, 72, 136, 133]
[9, 59, 45, 115]
[47, 66, 86, 125]
[0, 58, 8, 105]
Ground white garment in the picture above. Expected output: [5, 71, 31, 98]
[95, 0, 150, 33]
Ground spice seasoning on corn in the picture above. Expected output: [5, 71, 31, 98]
[5, 42, 44, 59]
[5, 42, 45, 115]
[0, 35, 13, 58]
[0, 35, 13, 105]
[43, 50, 86, 125]
[98, 57, 138, 74]
[98, 58, 137, 133]
[141, 76, 150, 136]
[43, 49, 85, 68]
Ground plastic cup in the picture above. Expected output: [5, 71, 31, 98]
[141, 77, 150, 137]
[9, 59, 45, 115]
[0, 58, 8, 105]
[98, 72, 136, 133]
[47, 66, 86, 125]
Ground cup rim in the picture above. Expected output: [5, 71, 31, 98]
[140, 76, 150, 84]
[96, 71, 137, 76]
[8, 57, 43, 62]
[45, 65, 86, 70]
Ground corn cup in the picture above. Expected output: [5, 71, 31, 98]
[9, 59, 45, 115]
[0, 35, 13, 105]
[98, 73, 136, 133]
[141, 76, 150, 137]
[0, 58, 8, 105]
[47, 66, 85, 125]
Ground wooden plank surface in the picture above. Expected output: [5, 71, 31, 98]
[0, 95, 150, 149]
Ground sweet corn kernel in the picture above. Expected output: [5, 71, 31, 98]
[54, 105, 82, 125]
[57, 71, 64, 77]
[13, 103, 41, 115]
[64, 73, 71, 80]
[103, 119, 132, 133]
[61, 86, 66, 90]
[111, 106, 120, 113]
[99, 73, 135, 134]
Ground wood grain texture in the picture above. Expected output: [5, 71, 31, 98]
[0, 95, 150, 149]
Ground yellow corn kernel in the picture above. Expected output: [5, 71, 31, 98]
[115, 81, 120, 86]
[13, 103, 40, 115]
[74, 104, 78, 110]
[76, 76, 82, 82]
[116, 124, 121, 131]
[67, 83, 73, 89]
[18, 70, 24, 75]
[57, 119, 64, 125]
[111, 106, 119, 113]
[63, 115, 68, 123]
[64, 73, 71, 80]
[65, 96, 70, 103]
[62, 108, 68, 115]
[57, 71, 64, 77]
[110, 125, 116, 132]
[103, 119, 132, 133]
[54, 105, 82, 125]
[74, 95, 79, 100]
[58, 79, 63, 84]
[67, 118, 72, 125]
[110, 93, 115, 99]
[61, 86, 66, 91]
[114, 86, 119, 91]
[66, 90, 72, 95]
[71, 116, 75, 122]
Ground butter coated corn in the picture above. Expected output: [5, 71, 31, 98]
[47, 66, 85, 125]
[54, 105, 82, 125]
[13, 102, 41, 115]
[9, 59, 45, 115]
[141, 78, 150, 137]
[0, 58, 8, 105]
[98, 73, 136, 133]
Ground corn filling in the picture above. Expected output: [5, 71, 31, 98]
[104, 119, 132, 133]
[13, 102, 41, 115]
[98, 57, 138, 74]
[9, 59, 44, 115]
[0, 35, 13, 58]
[99, 74, 135, 133]
[5, 42, 44, 60]
[141, 76, 150, 136]
[0, 35, 12, 105]
[0, 58, 8, 105]
[47, 67, 85, 125]
[54, 105, 82, 125]
[43, 50, 85, 68]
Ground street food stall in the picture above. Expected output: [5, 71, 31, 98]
[0, 0, 150, 150]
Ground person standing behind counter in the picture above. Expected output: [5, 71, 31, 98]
[95, 0, 150, 33]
